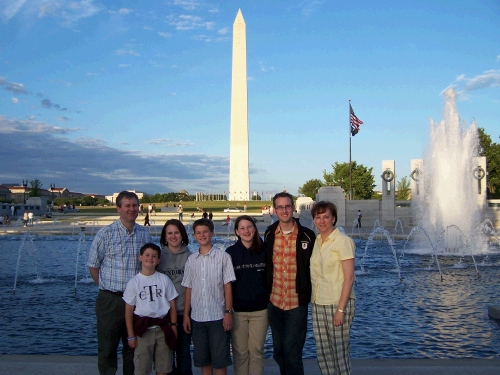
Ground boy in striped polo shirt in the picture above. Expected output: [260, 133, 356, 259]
[182, 219, 236, 375]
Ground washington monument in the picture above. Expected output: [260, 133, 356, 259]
[229, 9, 250, 201]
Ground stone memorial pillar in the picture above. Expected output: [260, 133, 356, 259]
[381, 160, 396, 227]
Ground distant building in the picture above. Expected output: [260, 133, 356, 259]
[106, 190, 145, 204]
[84, 193, 106, 200]
[0, 185, 11, 201]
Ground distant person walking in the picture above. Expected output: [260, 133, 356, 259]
[357, 210, 362, 228]
[178, 204, 183, 221]
[144, 213, 151, 226]
[23, 211, 28, 227]
[87, 191, 153, 375]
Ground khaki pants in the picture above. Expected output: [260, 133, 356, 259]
[231, 309, 269, 375]
[134, 327, 173, 375]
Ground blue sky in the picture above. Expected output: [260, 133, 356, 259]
[1, 0, 499, 197]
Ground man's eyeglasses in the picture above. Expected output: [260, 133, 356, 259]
[275, 205, 293, 211]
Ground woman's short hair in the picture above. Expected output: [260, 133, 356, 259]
[311, 201, 338, 226]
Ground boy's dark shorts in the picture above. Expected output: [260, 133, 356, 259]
[192, 319, 232, 369]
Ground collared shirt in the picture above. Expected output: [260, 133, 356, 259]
[87, 220, 153, 292]
[181, 248, 236, 322]
[310, 228, 355, 305]
[270, 223, 300, 311]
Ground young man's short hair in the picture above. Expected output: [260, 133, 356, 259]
[139, 242, 161, 257]
[193, 218, 214, 232]
[116, 191, 139, 207]
[272, 192, 294, 208]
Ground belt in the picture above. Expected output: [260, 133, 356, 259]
[101, 289, 124, 297]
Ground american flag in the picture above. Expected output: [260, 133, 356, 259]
[350, 104, 363, 136]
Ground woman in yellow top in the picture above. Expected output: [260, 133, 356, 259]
[310, 201, 355, 375]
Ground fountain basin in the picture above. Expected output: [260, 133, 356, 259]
[2, 235, 500, 359]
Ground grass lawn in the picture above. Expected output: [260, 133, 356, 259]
[78, 200, 272, 214]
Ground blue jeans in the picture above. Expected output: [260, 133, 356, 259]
[268, 303, 308, 375]
[170, 314, 193, 375]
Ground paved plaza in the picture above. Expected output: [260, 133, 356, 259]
[0, 356, 499, 375]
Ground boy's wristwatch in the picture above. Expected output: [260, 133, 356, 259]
[225, 309, 234, 314]
[168, 322, 178, 326]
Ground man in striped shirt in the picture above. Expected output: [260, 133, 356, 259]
[87, 191, 153, 375]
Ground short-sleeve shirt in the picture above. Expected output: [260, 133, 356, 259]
[87, 220, 153, 292]
[123, 271, 178, 318]
[181, 248, 236, 322]
[310, 228, 355, 305]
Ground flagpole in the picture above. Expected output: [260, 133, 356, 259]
[349, 99, 352, 200]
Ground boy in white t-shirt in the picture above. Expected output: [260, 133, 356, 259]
[123, 242, 179, 375]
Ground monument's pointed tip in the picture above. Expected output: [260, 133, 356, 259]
[234, 8, 245, 24]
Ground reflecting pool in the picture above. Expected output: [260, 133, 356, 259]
[1, 234, 500, 358]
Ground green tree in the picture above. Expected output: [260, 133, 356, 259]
[396, 176, 411, 200]
[323, 161, 375, 199]
[81, 196, 98, 206]
[96, 198, 111, 206]
[28, 178, 43, 197]
[478, 127, 500, 198]
[298, 179, 323, 199]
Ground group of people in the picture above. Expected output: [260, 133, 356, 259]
[23, 211, 34, 226]
[87, 191, 355, 375]
[0, 214, 10, 224]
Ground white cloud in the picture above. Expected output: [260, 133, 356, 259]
[38, 0, 101, 26]
[169, 14, 214, 31]
[171, 0, 201, 11]
[259, 62, 275, 73]
[158, 32, 172, 38]
[115, 49, 140, 56]
[118, 8, 132, 15]
[146, 138, 195, 147]
[0, 116, 79, 134]
[0, 116, 229, 194]
[218, 27, 228, 35]
[0, 77, 28, 94]
[192, 34, 212, 42]
[11, 97, 19, 104]
[1, 0, 27, 21]
[300, 0, 324, 16]
[452, 70, 500, 92]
